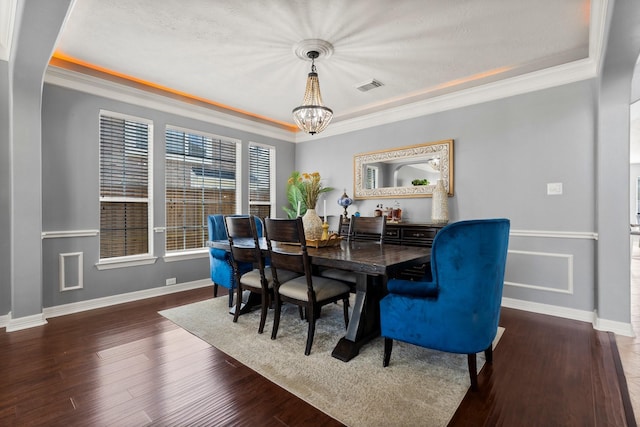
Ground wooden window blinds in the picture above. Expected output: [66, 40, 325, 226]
[99, 113, 152, 259]
[248, 144, 274, 219]
[165, 128, 238, 252]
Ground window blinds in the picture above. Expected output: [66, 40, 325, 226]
[165, 129, 237, 252]
[99, 114, 150, 259]
[248, 144, 273, 219]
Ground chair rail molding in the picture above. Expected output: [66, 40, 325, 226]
[510, 229, 598, 240]
[42, 229, 100, 239]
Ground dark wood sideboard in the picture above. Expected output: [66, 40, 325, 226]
[384, 222, 446, 247]
[340, 218, 446, 247]
[339, 218, 446, 280]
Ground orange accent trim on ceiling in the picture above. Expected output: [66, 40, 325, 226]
[432, 66, 514, 91]
[50, 50, 299, 133]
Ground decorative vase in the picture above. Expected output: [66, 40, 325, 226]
[302, 208, 324, 240]
[431, 179, 449, 224]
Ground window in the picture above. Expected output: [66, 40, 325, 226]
[165, 127, 239, 252]
[248, 143, 275, 219]
[99, 112, 153, 260]
[366, 165, 379, 189]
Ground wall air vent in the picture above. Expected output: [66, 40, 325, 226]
[356, 79, 384, 92]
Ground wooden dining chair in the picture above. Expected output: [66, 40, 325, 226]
[348, 215, 386, 243]
[338, 214, 351, 237]
[225, 215, 299, 333]
[264, 217, 351, 355]
[319, 215, 386, 287]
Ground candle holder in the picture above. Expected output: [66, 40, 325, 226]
[321, 222, 329, 240]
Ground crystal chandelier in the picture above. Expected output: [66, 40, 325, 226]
[292, 50, 333, 135]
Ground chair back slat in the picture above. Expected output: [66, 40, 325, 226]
[349, 215, 386, 243]
[338, 215, 351, 237]
[264, 218, 311, 283]
[225, 215, 264, 270]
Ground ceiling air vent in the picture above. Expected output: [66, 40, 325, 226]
[356, 79, 384, 92]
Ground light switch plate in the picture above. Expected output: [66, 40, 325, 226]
[547, 182, 563, 195]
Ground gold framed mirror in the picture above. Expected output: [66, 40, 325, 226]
[353, 139, 453, 199]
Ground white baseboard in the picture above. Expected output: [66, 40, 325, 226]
[5, 312, 48, 332]
[0, 313, 8, 329]
[502, 297, 635, 337]
[3, 283, 633, 338]
[593, 315, 635, 337]
[1, 279, 212, 332]
[42, 279, 212, 319]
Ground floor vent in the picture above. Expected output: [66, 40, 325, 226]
[356, 79, 384, 92]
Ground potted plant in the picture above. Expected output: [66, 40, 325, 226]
[283, 171, 333, 239]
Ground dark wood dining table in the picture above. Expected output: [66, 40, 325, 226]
[207, 238, 431, 362]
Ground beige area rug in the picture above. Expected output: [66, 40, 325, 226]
[160, 297, 504, 427]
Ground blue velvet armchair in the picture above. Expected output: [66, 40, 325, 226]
[380, 218, 510, 390]
[208, 214, 264, 307]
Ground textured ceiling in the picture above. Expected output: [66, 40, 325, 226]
[54, 0, 591, 130]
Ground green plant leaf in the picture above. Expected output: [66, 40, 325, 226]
[282, 171, 308, 218]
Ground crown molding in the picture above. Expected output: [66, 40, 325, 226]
[44, 66, 297, 143]
[301, 56, 599, 142]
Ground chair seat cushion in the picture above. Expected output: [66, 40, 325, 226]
[277, 275, 350, 301]
[319, 268, 357, 284]
[239, 269, 267, 289]
[240, 267, 300, 290]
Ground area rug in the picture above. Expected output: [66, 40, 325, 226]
[159, 297, 504, 427]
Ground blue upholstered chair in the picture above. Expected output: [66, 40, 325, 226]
[380, 218, 510, 390]
[207, 214, 264, 307]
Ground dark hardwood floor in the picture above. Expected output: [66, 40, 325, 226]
[0, 287, 633, 426]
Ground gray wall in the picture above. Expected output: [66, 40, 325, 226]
[630, 163, 640, 223]
[8, 0, 74, 318]
[296, 81, 599, 314]
[40, 84, 295, 308]
[0, 59, 9, 315]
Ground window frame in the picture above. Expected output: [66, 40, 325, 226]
[366, 165, 379, 190]
[164, 125, 241, 256]
[97, 110, 155, 269]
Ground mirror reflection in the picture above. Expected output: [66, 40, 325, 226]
[354, 140, 453, 199]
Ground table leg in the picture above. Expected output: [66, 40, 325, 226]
[228, 290, 261, 315]
[331, 273, 382, 362]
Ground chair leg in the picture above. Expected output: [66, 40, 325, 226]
[484, 344, 493, 364]
[383, 338, 393, 367]
[305, 306, 316, 356]
[342, 297, 350, 328]
[467, 353, 478, 391]
[232, 286, 243, 323]
[227, 288, 234, 307]
[271, 297, 282, 340]
[213, 283, 218, 298]
[258, 292, 268, 334]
